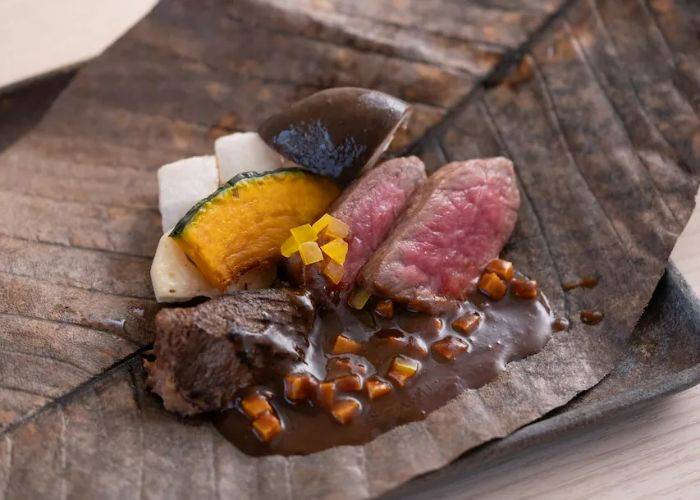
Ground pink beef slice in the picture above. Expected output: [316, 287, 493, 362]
[301, 156, 426, 292]
[359, 157, 520, 307]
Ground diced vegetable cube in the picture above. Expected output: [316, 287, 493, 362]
[324, 217, 350, 239]
[374, 299, 394, 318]
[387, 355, 420, 387]
[312, 213, 334, 235]
[332, 334, 362, 354]
[285, 373, 318, 401]
[318, 381, 336, 408]
[485, 258, 514, 282]
[478, 272, 507, 300]
[252, 413, 282, 442]
[323, 261, 345, 285]
[331, 399, 361, 425]
[431, 336, 469, 361]
[365, 377, 392, 400]
[299, 241, 323, 265]
[512, 279, 538, 299]
[241, 394, 272, 419]
[291, 223, 317, 244]
[280, 236, 299, 257]
[334, 374, 363, 393]
[348, 288, 372, 310]
[321, 238, 349, 265]
[452, 313, 480, 335]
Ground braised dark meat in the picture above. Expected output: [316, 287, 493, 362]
[145, 289, 314, 415]
[359, 158, 520, 310]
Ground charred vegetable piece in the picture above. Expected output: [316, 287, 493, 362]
[259, 88, 411, 184]
[170, 169, 339, 290]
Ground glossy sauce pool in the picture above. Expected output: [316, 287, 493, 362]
[213, 283, 554, 455]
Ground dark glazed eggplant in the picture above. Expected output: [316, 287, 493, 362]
[259, 88, 411, 185]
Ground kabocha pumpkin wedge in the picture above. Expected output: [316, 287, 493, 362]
[171, 169, 340, 290]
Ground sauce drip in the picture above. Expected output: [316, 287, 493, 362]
[563, 276, 599, 291]
[213, 286, 553, 455]
[580, 309, 604, 325]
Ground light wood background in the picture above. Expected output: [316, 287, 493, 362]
[1, 1, 699, 498]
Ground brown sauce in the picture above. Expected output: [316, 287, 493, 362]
[213, 282, 553, 456]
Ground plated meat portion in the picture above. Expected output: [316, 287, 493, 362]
[359, 158, 520, 309]
[145, 289, 314, 415]
[333, 156, 425, 287]
[290, 156, 425, 296]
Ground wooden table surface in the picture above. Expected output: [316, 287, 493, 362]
[1, 1, 699, 498]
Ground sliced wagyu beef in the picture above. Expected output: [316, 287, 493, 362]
[145, 289, 314, 415]
[291, 156, 426, 296]
[359, 157, 520, 309]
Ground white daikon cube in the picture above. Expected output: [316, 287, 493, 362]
[157, 156, 218, 232]
[215, 132, 283, 185]
[151, 233, 219, 302]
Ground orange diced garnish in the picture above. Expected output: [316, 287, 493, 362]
[486, 258, 514, 282]
[324, 217, 350, 239]
[407, 336, 429, 358]
[374, 299, 394, 319]
[452, 313, 480, 335]
[241, 393, 272, 419]
[323, 260, 345, 285]
[365, 377, 392, 400]
[512, 279, 538, 299]
[311, 213, 334, 235]
[252, 413, 281, 442]
[330, 398, 361, 425]
[348, 288, 372, 310]
[284, 373, 318, 402]
[387, 355, 420, 387]
[334, 374, 363, 392]
[478, 272, 507, 300]
[431, 336, 469, 361]
[321, 238, 348, 265]
[290, 223, 317, 244]
[318, 381, 336, 408]
[280, 236, 299, 258]
[326, 357, 367, 376]
[299, 241, 323, 265]
[332, 334, 362, 354]
[430, 318, 444, 335]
